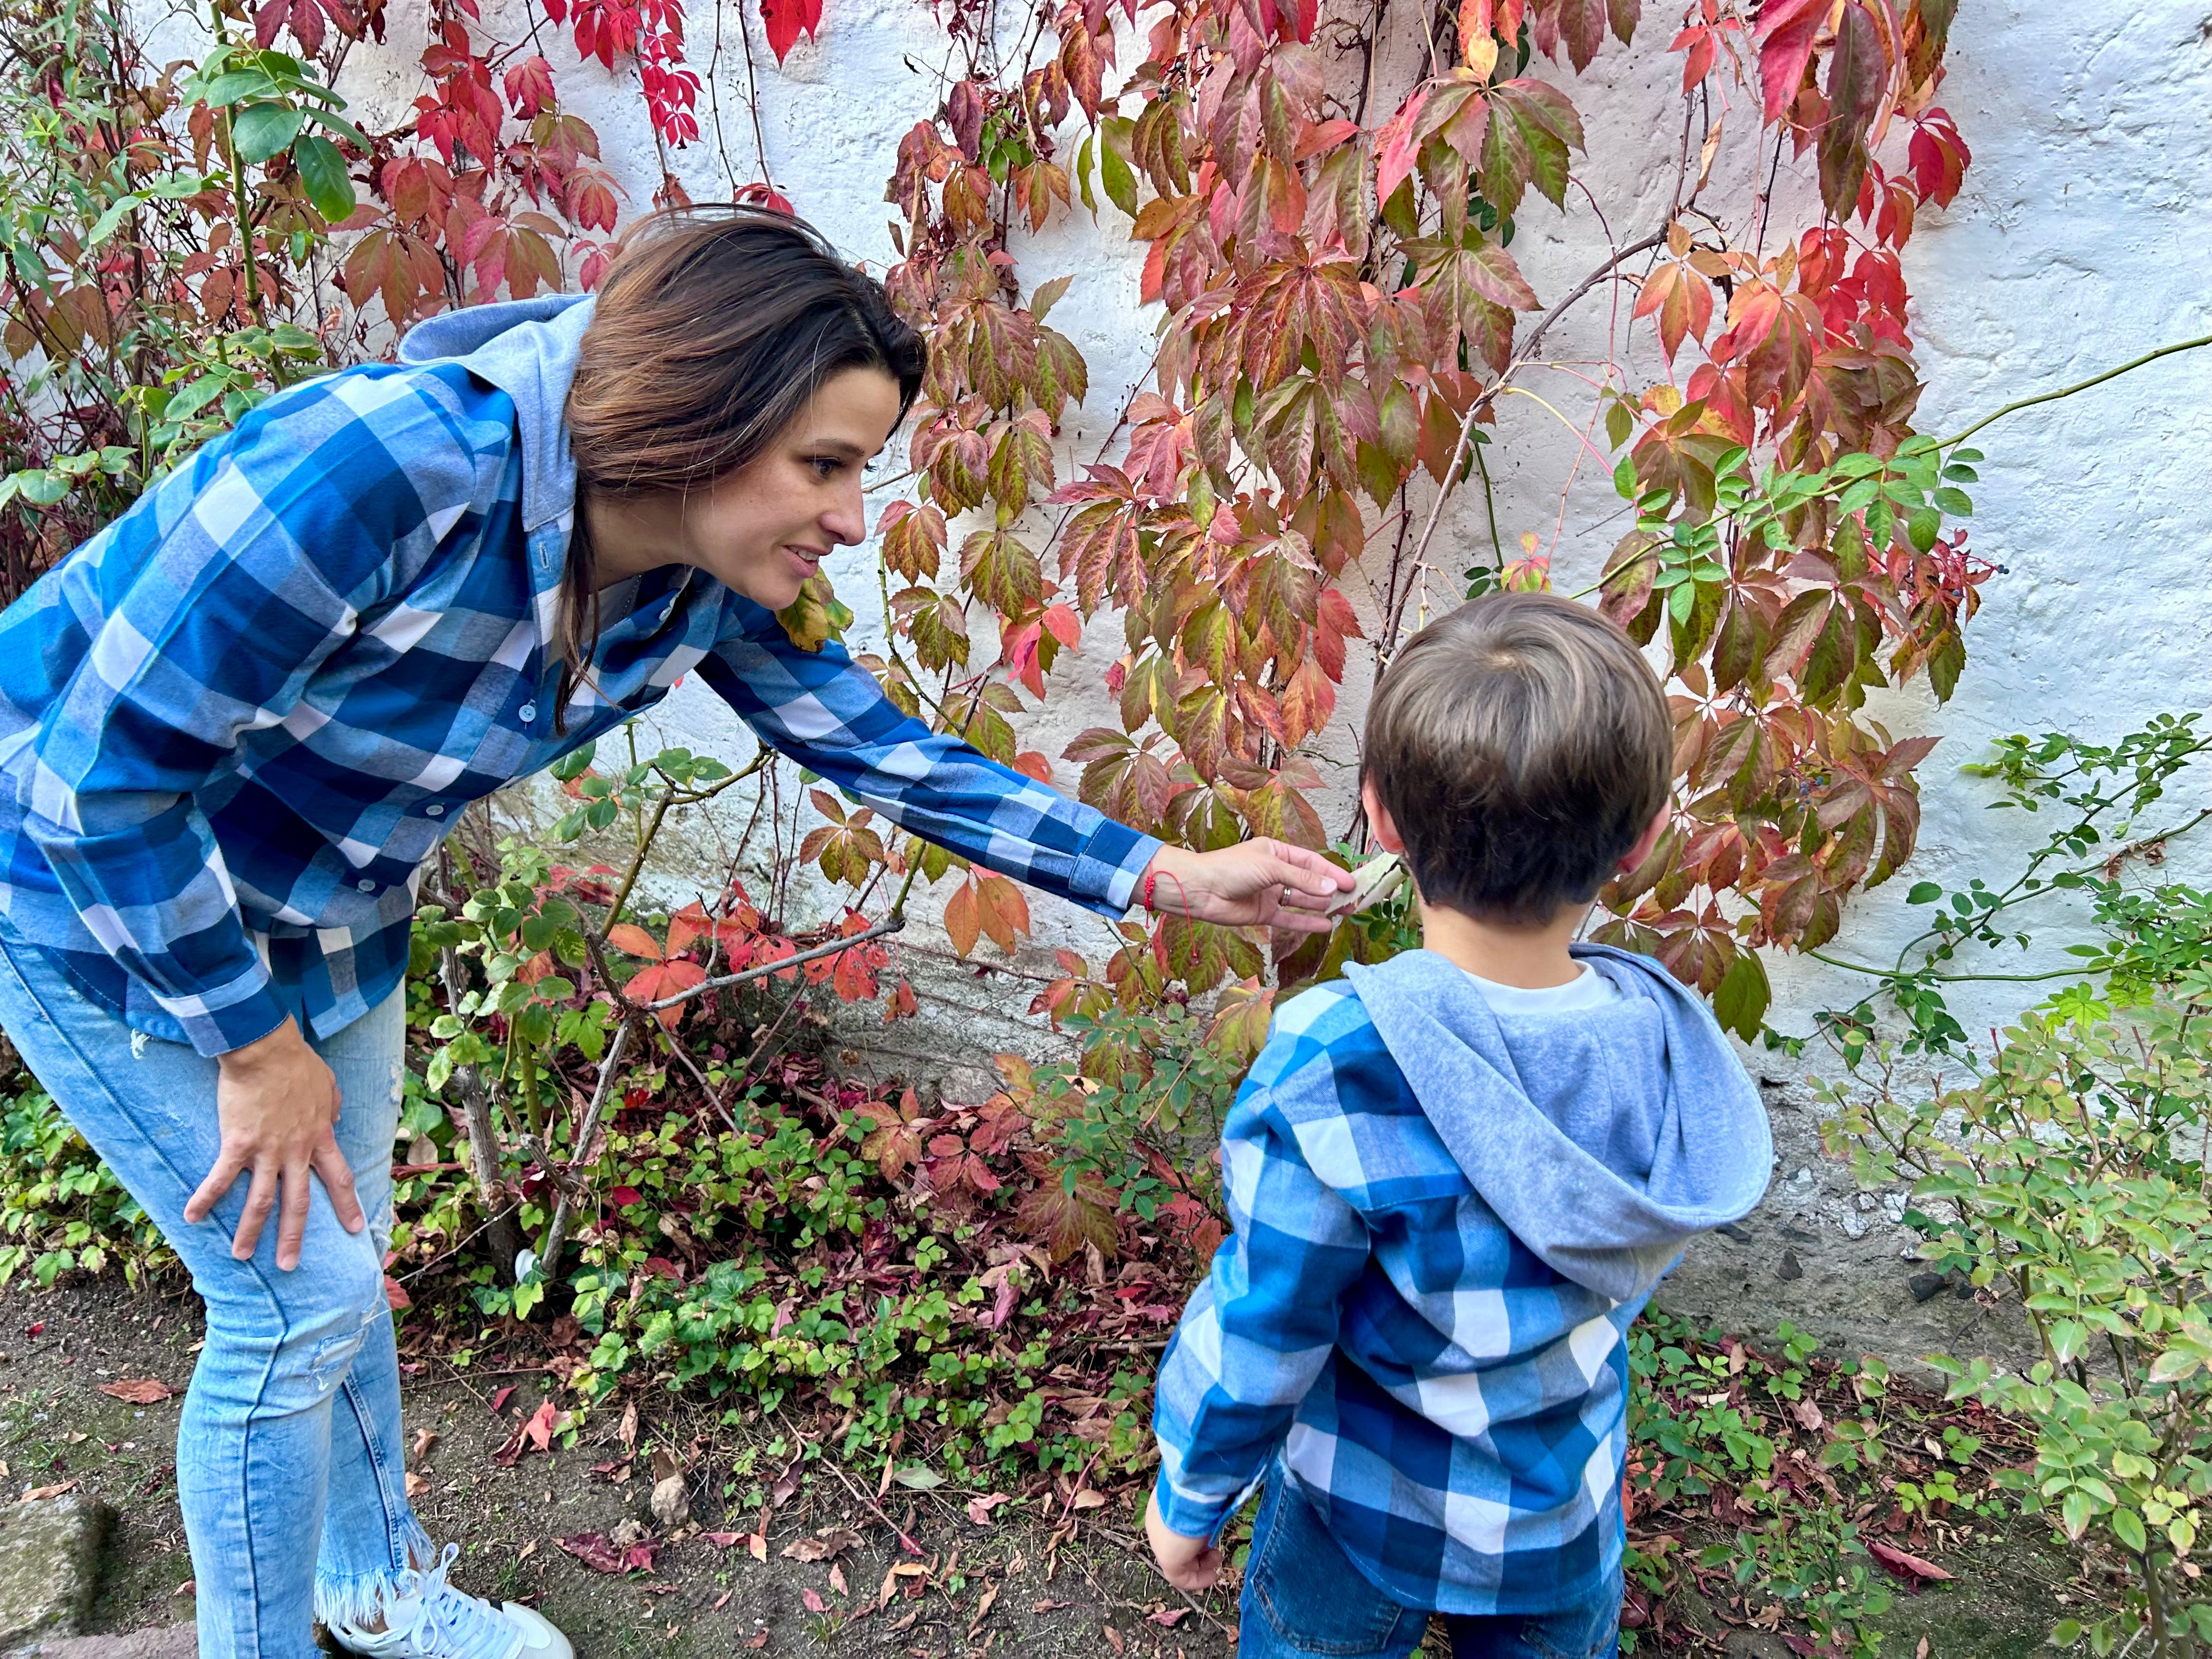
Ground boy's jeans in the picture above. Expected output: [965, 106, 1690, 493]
[1238, 1474, 1623, 1659]
[0, 930, 432, 1659]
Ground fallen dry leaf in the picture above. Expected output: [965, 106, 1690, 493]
[410, 1429, 439, 1460]
[742, 1632, 768, 1650]
[98, 1378, 177, 1405]
[967, 1493, 1012, 1526]
[889, 1610, 921, 1634]
[748, 1533, 768, 1562]
[1790, 1398, 1826, 1433]
[650, 1475, 690, 1528]
[703, 1532, 744, 1549]
[20, 1481, 78, 1503]
[555, 1533, 624, 1574]
[1867, 1539, 1953, 1582]
[1915, 1640, 1930, 1659]
[404, 1472, 429, 1499]
[489, 1385, 517, 1415]
[712, 1592, 733, 1612]
[60, 1431, 86, 1446]
[781, 1527, 862, 1562]
[517, 1538, 539, 1562]
[829, 1563, 848, 1596]
[802, 1587, 826, 1613]
[619, 1399, 639, 1452]
[967, 1582, 999, 1632]
[1031, 1599, 1071, 1614]
[492, 1400, 561, 1469]
[1070, 1488, 1107, 1511]
[1147, 1608, 1189, 1628]
[1103, 1625, 1126, 1656]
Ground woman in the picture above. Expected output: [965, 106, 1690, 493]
[0, 207, 1350, 1659]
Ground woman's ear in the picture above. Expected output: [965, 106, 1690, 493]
[1618, 804, 1672, 873]
[1361, 777, 1406, 854]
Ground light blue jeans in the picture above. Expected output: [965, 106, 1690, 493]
[0, 928, 432, 1658]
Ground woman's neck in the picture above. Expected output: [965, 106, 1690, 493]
[580, 489, 685, 593]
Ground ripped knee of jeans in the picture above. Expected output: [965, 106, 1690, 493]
[299, 1269, 393, 1398]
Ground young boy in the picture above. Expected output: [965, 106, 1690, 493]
[1144, 592, 1773, 1659]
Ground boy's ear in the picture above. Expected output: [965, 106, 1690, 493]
[1618, 804, 1672, 873]
[1361, 777, 1405, 854]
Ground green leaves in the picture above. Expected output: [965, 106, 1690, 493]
[232, 102, 306, 164]
[292, 134, 356, 223]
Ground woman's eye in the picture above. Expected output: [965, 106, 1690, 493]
[811, 456, 843, 479]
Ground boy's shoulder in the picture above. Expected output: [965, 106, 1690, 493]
[1248, 979, 1417, 1120]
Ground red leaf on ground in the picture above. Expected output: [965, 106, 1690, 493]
[609, 1187, 642, 1207]
[622, 1542, 661, 1573]
[97, 1379, 177, 1404]
[555, 1533, 625, 1573]
[383, 1274, 413, 1312]
[1147, 1609, 1188, 1627]
[490, 1385, 517, 1414]
[1867, 1539, 1952, 1582]
[524, 1399, 557, 1451]
[803, 1588, 826, 1613]
[703, 1532, 744, 1548]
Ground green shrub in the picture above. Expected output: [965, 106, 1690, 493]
[0, 1084, 167, 1288]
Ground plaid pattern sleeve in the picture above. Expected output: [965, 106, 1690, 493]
[1150, 1020, 1373, 1538]
[699, 613, 1162, 919]
[0, 371, 490, 1056]
[1150, 979, 1644, 1617]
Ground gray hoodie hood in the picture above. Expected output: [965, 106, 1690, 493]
[1343, 943, 1772, 1304]
[399, 294, 596, 536]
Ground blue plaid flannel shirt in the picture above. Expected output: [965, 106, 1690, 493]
[1152, 978, 1643, 1616]
[0, 354, 1159, 1057]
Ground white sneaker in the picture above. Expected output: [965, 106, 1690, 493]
[327, 1544, 573, 1659]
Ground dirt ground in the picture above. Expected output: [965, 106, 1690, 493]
[0, 1275, 2104, 1658]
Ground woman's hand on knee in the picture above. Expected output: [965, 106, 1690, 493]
[186, 1017, 367, 1269]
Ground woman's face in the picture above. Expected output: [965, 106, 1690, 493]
[597, 365, 905, 612]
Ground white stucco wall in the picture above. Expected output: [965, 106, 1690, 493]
[156, 0, 2212, 1067]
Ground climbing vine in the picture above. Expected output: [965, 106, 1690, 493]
[867, 0, 1983, 1041]
[14, 0, 2205, 1057]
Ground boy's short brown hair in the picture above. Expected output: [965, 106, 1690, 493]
[1362, 593, 1673, 926]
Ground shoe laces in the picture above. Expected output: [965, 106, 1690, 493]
[381, 1545, 523, 1659]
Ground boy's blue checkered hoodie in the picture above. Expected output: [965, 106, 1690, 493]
[1152, 944, 1772, 1616]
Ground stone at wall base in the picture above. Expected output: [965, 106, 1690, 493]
[0, 1497, 114, 1650]
[5, 1627, 196, 1659]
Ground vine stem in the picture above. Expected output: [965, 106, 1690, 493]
[1390, 229, 1668, 648]
[636, 911, 910, 1012]
[1941, 334, 2212, 450]
[533, 1013, 636, 1283]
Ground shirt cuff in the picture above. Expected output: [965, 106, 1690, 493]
[1069, 821, 1163, 919]
[1150, 1465, 1243, 1544]
[155, 961, 292, 1059]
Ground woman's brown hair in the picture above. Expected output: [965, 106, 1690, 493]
[557, 205, 927, 714]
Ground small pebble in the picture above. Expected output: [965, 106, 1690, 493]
[1777, 1250, 1804, 1282]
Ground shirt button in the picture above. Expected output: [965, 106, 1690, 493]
[518, 703, 538, 723]
[425, 803, 445, 817]
[357, 879, 376, 893]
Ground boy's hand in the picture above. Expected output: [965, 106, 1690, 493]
[1144, 1490, 1223, 1593]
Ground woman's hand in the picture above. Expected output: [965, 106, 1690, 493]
[1144, 1490, 1223, 1593]
[184, 1018, 366, 1270]
[1139, 839, 1354, 935]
